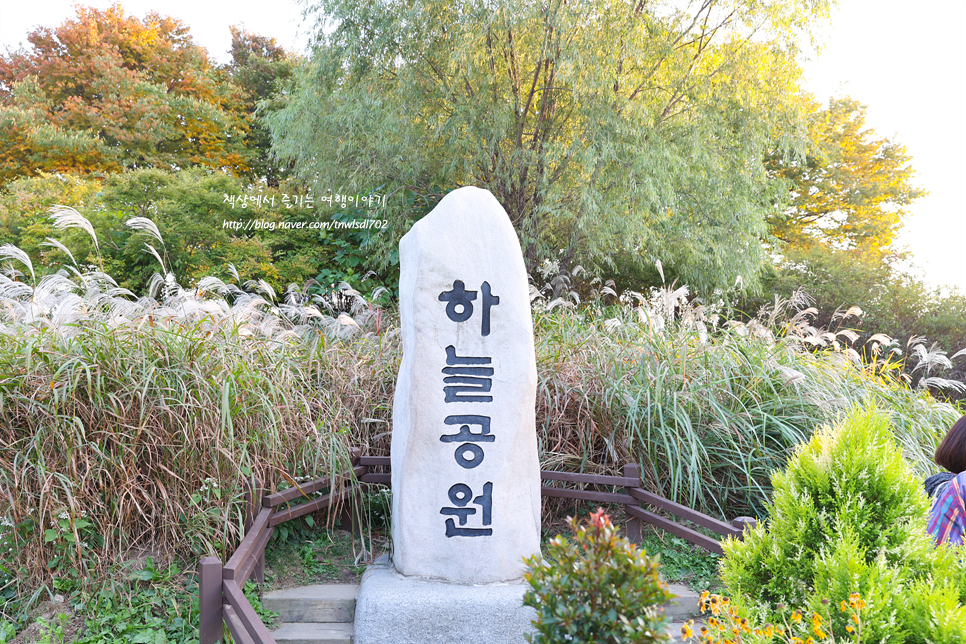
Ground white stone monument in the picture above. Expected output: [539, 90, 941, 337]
[354, 186, 541, 643]
[391, 185, 542, 582]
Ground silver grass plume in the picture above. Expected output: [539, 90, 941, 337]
[125, 217, 165, 246]
[0, 244, 35, 283]
[40, 238, 78, 269]
[48, 205, 100, 256]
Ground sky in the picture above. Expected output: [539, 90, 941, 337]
[0, 0, 964, 292]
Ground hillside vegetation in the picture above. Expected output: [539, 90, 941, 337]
[1, 219, 961, 611]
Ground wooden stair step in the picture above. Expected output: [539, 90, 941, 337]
[262, 584, 359, 623]
[270, 622, 353, 644]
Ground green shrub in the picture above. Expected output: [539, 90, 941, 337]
[72, 558, 200, 644]
[522, 509, 672, 644]
[720, 406, 966, 643]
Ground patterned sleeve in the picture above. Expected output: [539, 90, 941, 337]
[927, 471, 966, 546]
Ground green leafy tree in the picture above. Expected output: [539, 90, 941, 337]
[0, 168, 393, 295]
[95, 169, 326, 291]
[746, 245, 966, 397]
[0, 173, 103, 259]
[744, 97, 965, 392]
[225, 26, 297, 185]
[268, 0, 831, 292]
[0, 77, 119, 184]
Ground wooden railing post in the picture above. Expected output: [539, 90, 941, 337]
[253, 547, 266, 586]
[622, 463, 642, 545]
[337, 450, 365, 534]
[242, 477, 268, 585]
[199, 556, 223, 644]
[254, 478, 266, 585]
[243, 477, 260, 532]
[732, 516, 757, 535]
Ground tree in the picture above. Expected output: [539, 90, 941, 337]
[744, 244, 966, 398]
[0, 168, 394, 296]
[268, 0, 831, 292]
[0, 77, 119, 184]
[766, 97, 926, 256]
[225, 26, 297, 185]
[0, 4, 251, 183]
[0, 172, 104, 262]
[745, 96, 959, 386]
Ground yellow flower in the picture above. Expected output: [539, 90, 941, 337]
[815, 627, 827, 640]
[846, 625, 854, 634]
[812, 613, 823, 627]
[680, 624, 694, 638]
[848, 592, 866, 610]
[840, 600, 848, 612]
[791, 610, 803, 624]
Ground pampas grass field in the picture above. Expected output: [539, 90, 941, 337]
[0, 208, 962, 615]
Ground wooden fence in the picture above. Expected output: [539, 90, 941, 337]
[198, 450, 756, 644]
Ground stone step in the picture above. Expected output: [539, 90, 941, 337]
[662, 584, 702, 621]
[271, 621, 693, 644]
[270, 622, 353, 644]
[262, 584, 359, 623]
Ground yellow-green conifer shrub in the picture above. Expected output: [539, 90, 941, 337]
[522, 509, 672, 644]
[720, 406, 966, 643]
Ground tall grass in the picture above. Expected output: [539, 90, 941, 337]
[0, 209, 399, 611]
[0, 212, 961, 609]
[0, 304, 398, 611]
[532, 300, 961, 518]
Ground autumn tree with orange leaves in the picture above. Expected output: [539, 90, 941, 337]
[0, 4, 252, 185]
[766, 96, 926, 257]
